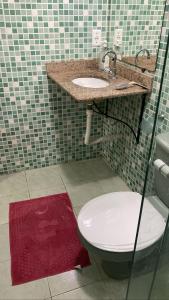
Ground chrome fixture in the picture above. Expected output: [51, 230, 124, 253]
[135, 48, 151, 66]
[102, 50, 117, 79]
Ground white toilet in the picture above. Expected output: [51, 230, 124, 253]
[77, 132, 169, 279]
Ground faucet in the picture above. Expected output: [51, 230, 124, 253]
[102, 50, 117, 79]
[135, 48, 151, 66]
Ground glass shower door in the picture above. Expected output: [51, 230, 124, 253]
[126, 5, 169, 300]
[126, 205, 169, 300]
[149, 217, 169, 300]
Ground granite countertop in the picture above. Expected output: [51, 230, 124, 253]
[122, 55, 156, 73]
[46, 59, 153, 102]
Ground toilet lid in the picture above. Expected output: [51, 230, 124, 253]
[77, 192, 166, 252]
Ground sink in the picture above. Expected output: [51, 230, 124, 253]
[72, 77, 109, 89]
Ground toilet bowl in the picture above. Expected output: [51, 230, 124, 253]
[78, 132, 169, 278]
[77, 192, 166, 279]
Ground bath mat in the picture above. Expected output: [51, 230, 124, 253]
[9, 193, 90, 285]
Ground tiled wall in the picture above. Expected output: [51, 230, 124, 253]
[0, 0, 109, 173]
[102, 2, 169, 194]
[0, 0, 167, 178]
[109, 0, 165, 56]
[102, 95, 151, 194]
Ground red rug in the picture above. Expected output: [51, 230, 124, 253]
[9, 193, 90, 285]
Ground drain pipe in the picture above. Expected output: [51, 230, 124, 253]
[89, 134, 118, 145]
[84, 103, 118, 145]
[84, 104, 93, 145]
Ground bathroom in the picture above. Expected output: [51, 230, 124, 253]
[0, 0, 169, 299]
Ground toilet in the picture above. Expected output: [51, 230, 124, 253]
[77, 132, 169, 279]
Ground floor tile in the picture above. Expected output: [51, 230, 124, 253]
[0, 261, 51, 300]
[0, 192, 30, 225]
[88, 159, 114, 180]
[0, 223, 10, 262]
[73, 206, 82, 217]
[65, 181, 103, 208]
[0, 158, 133, 300]
[29, 185, 66, 199]
[99, 176, 130, 194]
[103, 278, 128, 300]
[0, 172, 28, 197]
[149, 263, 169, 300]
[0, 200, 9, 225]
[62, 159, 130, 208]
[94, 256, 128, 300]
[57, 160, 96, 186]
[5, 192, 30, 203]
[52, 282, 111, 300]
[26, 166, 65, 194]
[48, 258, 101, 297]
[66, 176, 129, 209]
[126, 271, 154, 300]
[57, 158, 114, 187]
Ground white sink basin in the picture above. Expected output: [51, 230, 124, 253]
[72, 77, 109, 89]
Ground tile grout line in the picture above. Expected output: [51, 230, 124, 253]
[48, 278, 103, 299]
[59, 175, 68, 194]
[59, 176, 83, 213]
[24, 170, 31, 199]
[46, 277, 52, 299]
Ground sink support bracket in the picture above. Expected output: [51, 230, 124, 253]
[136, 94, 146, 144]
[92, 94, 147, 145]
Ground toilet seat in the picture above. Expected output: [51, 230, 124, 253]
[77, 192, 166, 252]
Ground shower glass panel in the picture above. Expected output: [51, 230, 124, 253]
[126, 6, 169, 300]
[149, 217, 169, 300]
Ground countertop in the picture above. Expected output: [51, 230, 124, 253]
[46, 59, 153, 102]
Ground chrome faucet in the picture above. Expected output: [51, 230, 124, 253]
[135, 48, 151, 66]
[102, 50, 117, 79]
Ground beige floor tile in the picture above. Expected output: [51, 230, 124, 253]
[72, 176, 130, 214]
[0, 159, 132, 300]
[63, 159, 130, 208]
[73, 206, 82, 217]
[6, 192, 30, 203]
[0, 223, 10, 262]
[57, 157, 113, 187]
[65, 181, 103, 208]
[0, 200, 9, 225]
[103, 278, 128, 300]
[0, 172, 28, 197]
[29, 185, 66, 199]
[66, 175, 129, 209]
[88, 159, 114, 180]
[26, 166, 65, 194]
[52, 282, 111, 300]
[48, 259, 101, 297]
[148, 264, 169, 300]
[99, 176, 130, 194]
[0, 261, 51, 300]
[94, 256, 128, 300]
[56, 160, 97, 186]
[0, 192, 30, 225]
[126, 271, 154, 300]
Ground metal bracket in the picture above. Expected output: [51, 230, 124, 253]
[93, 94, 146, 145]
[136, 94, 146, 144]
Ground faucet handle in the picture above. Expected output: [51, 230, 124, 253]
[103, 67, 116, 79]
[104, 67, 113, 74]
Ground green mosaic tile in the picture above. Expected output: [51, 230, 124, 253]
[102, 2, 169, 194]
[0, 0, 168, 180]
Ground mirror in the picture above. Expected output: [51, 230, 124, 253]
[108, 0, 166, 73]
[121, 54, 157, 73]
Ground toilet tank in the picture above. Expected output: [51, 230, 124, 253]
[155, 132, 169, 208]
